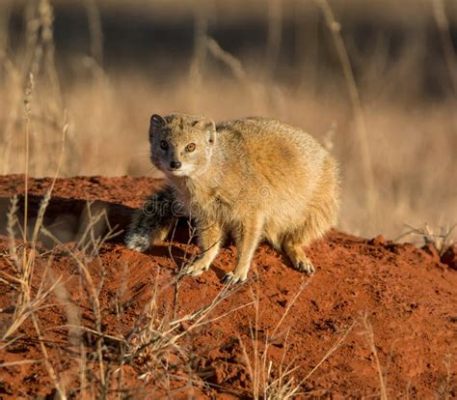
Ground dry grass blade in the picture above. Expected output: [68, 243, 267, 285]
[313, 0, 376, 219]
[6, 196, 20, 269]
[23, 72, 33, 246]
[143, 284, 243, 343]
[270, 278, 311, 339]
[84, 0, 104, 67]
[236, 280, 311, 399]
[206, 36, 268, 112]
[40, 226, 107, 389]
[0, 359, 43, 368]
[75, 201, 119, 257]
[397, 223, 456, 255]
[431, 0, 457, 97]
[361, 314, 388, 400]
[125, 280, 252, 388]
[3, 102, 67, 341]
[0, 56, 22, 174]
[301, 320, 355, 383]
[266, 0, 282, 79]
[3, 186, 63, 341]
[0, 24, 69, 391]
[61, 324, 125, 344]
[29, 310, 67, 399]
[206, 37, 248, 83]
[2, 275, 63, 340]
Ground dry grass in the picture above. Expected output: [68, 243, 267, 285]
[238, 282, 302, 399]
[237, 277, 357, 399]
[1, 180, 252, 397]
[396, 223, 457, 256]
[360, 314, 388, 400]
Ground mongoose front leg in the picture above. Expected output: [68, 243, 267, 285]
[224, 217, 263, 284]
[182, 220, 223, 277]
[125, 189, 176, 252]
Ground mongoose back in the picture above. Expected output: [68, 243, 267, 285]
[125, 113, 340, 283]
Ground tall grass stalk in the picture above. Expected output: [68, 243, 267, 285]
[431, 0, 457, 98]
[361, 315, 388, 400]
[84, 0, 104, 68]
[266, 0, 282, 79]
[314, 0, 376, 222]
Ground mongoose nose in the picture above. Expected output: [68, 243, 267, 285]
[170, 160, 182, 169]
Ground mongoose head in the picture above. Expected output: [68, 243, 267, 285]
[149, 113, 217, 178]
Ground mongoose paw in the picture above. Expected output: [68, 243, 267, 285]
[223, 271, 248, 285]
[182, 260, 210, 277]
[296, 260, 315, 275]
[125, 233, 150, 252]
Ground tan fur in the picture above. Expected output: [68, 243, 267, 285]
[126, 113, 340, 283]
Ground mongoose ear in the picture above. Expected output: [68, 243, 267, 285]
[194, 119, 216, 145]
[208, 122, 216, 145]
[150, 114, 166, 136]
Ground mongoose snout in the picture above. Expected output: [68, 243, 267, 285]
[169, 160, 182, 170]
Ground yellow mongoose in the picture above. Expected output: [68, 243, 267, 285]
[125, 113, 340, 283]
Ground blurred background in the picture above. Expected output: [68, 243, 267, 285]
[0, 0, 456, 239]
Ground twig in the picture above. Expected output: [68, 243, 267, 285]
[313, 0, 376, 218]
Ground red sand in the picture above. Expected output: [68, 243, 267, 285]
[0, 175, 456, 398]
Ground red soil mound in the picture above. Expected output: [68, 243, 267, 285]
[0, 175, 456, 398]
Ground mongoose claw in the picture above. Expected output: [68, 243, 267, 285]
[183, 267, 204, 277]
[125, 233, 150, 252]
[223, 272, 248, 285]
[296, 260, 315, 275]
[182, 261, 209, 277]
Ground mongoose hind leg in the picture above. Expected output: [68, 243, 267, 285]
[182, 220, 223, 277]
[224, 216, 263, 284]
[282, 218, 324, 275]
[282, 181, 338, 275]
[282, 236, 315, 275]
[125, 189, 175, 252]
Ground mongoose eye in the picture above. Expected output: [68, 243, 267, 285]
[160, 140, 168, 150]
[186, 143, 196, 152]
